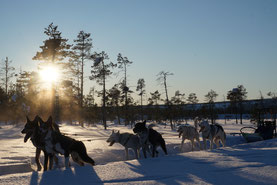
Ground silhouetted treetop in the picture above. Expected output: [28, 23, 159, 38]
[33, 23, 71, 63]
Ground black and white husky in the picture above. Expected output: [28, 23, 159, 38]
[133, 121, 167, 158]
[39, 116, 95, 168]
[106, 130, 141, 160]
[21, 116, 59, 171]
[199, 121, 226, 150]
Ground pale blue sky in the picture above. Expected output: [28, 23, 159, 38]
[0, 0, 276, 103]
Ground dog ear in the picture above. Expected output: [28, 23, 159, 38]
[36, 116, 44, 125]
[26, 116, 31, 122]
[35, 115, 42, 123]
[143, 120, 146, 125]
[112, 130, 114, 133]
[117, 130, 120, 134]
[46, 116, 52, 124]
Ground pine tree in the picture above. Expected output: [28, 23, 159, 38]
[157, 71, 174, 129]
[107, 84, 122, 124]
[71, 31, 93, 107]
[227, 85, 247, 124]
[90, 51, 116, 129]
[0, 57, 15, 94]
[205, 89, 218, 124]
[148, 90, 162, 123]
[33, 23, 71, 121]
[117, 53, 133, 125]
[136, 78, 146, 120]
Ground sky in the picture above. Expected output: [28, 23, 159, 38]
[0, 0, 276, 103]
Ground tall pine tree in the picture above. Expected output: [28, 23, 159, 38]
[33, 23, 71, 121]
[71, 31, 93, 107]
[90, 51, 116, 129]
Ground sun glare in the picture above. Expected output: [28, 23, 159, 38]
[39, 65, 60, 83]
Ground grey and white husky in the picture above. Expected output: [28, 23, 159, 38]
[107, 130, 141, 160]
[199, 121, 226, 150]
[177, 125, 201, 151]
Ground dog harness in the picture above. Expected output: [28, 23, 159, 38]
[207, 124, 222, 138]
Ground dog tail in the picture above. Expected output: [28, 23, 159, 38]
[80, 151, 95, 166]
[74, 141, 95, 166]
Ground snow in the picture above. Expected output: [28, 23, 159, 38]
[0, 120, 277, 185]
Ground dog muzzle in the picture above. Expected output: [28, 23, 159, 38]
[24, 132, 32, 142]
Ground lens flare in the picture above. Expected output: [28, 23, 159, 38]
[39, 65, 60, 83]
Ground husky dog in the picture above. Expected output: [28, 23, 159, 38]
[133, 121, 167, 158]
[194, 117, 203, 131]
[199, 121, 226, 150]
[177, 125, 201, 151]
[39, 116, 95, 168]
[107, 130, 141, 160]
[21, 116, 59, 171]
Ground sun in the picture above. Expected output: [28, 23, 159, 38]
[39, 65, 60, 83]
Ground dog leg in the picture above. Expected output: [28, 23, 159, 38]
[142, 146, 147, 158]
[152, 146, 156, 157]
[64, 153, 70, 168]
[210, 140, 213, 150]
[43, 151, 49, 171]
[125, 148, 129, 160]
[134, 148, 139, 159]
[53, 154, 59, 168]
[137, 149, 140, 159]
[35, 148, 42, 171]
[65, 156, 70, 168]
[180, 138, 185, 152]
[191, 139, 194, 151]
[203, 138, 207, 150]
[215, 139, 220, 148]
[221, 136, 226, 147]
[197, 138, 201, 150]
[49, 154, 54, 170]
[222, 139, 226, 147]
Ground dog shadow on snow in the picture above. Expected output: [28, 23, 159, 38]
[29, 165, 102, 185]
[101, 147, 277, 185]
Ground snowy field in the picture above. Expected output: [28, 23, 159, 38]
[0, 120, 277, 185]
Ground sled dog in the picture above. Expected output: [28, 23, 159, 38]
[194, 116, 203, 131]
[199, 121, 226, 150]
[133, 121, 167, 157]
[39, 116, 95, 168]
[177, 125, 201, 151]
[107, 130, 141, 160]
[21, 116, 59, 171]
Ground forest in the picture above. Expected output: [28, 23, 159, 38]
[0, 23, 276, 129]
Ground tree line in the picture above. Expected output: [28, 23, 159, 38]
[0, 23, 276, 128]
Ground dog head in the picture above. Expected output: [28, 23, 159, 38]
[38, 116, 53, 133]
[106, 130, 120, 146]
[21, 116, 40, 143]
[133, 120, 147, 134]
[177, 125, 191, 138]
[199, 121, 210, 132]
[177, 125, 185, 138]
